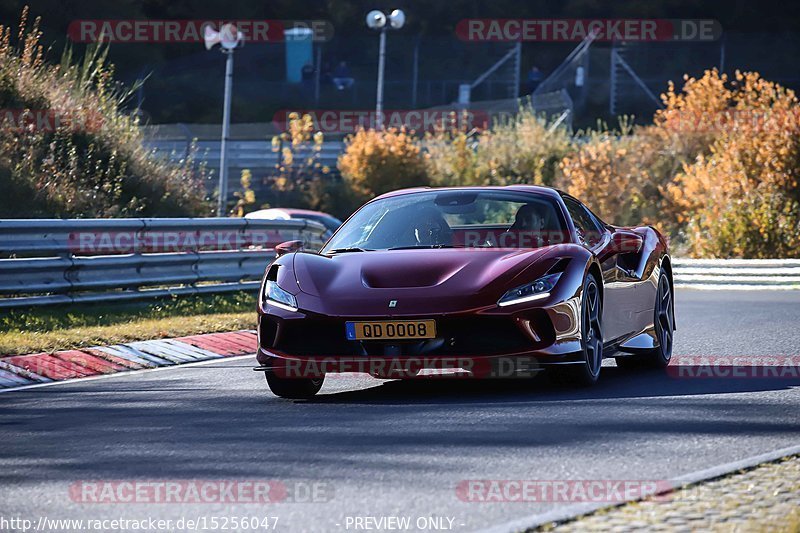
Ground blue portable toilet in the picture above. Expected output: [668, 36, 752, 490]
[285, 27, 314, 83]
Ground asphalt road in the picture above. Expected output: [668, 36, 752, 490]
[1, 290, 799, 533]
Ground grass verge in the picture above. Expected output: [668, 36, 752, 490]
[0, 292, 257, 356]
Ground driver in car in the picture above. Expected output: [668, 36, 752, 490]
[504, 204, 547, 248]
[412, 206, 453, 246]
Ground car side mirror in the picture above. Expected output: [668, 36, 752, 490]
[609, 231, 643, 255]
[275, 240, 304, 257]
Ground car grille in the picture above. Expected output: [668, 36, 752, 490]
[260, 312, 553, 357]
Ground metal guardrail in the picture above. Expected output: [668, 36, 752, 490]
[0, 218, 329, 309]
[146, 139, 345, 171]
[673, 258, 800, 290]
[1, 227, 796, 310]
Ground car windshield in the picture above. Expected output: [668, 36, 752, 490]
[322, 190, 568, 253]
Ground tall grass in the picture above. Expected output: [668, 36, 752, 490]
[0, 7, 211, 218]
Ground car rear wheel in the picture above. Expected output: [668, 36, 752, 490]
[551, 274, 603, 386]
[616, 270, 674, 369]
[265, 372, 324, 399]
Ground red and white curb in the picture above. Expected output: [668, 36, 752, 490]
[0, 330, 257, 391]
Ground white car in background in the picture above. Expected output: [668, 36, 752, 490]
[245, 208, 342, 235]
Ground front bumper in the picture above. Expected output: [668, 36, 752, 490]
[255, 296, 584, 378]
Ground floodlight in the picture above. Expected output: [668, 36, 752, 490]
[366, 10, 387, 29]
[388, 9, 406, 29]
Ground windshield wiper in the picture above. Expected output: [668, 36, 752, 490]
[327, 247, 372, 254]
[387, 244, 462, 250]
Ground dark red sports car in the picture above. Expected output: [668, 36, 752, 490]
[256, 186, 675, 398]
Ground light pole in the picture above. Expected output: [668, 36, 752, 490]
[204, 23, 243, 217]
[366, 9, 405, 129]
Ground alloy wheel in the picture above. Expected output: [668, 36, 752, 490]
[655, 273, 674, 363]
[583, 277, 603, 378]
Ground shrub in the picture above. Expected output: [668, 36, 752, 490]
[291, 69, 798, 259]
[265, 112, 325, 210]
[232, 169, 257, 217]
[424, 107, 574, 187]
[667, 71, 800, 258]
[559, 68, 800, 258]
[475, 108, 574, 186]
[558, 121, 653, 225]
[264, 112, 357, 219]
[338, 127, 429, 199]
[422, 115, 479, 187]
[0, 8, 210, 218]
[559, 71, 750, 231]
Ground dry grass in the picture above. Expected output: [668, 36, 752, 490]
[0, 7, 210, 218]
[0, 292, 257, 355]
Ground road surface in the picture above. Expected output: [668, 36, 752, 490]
[1, 290, 799, 532]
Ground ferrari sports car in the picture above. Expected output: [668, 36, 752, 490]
[255, 186, 675, 398]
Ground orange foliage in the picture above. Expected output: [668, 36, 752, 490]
[338, 127, 428, 198]
[560, 69, 800, 257]
[667, 71, 800, 257]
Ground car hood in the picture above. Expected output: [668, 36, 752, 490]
[291, 248, 556, 315]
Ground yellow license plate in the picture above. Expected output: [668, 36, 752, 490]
[345, 320, 436, 341]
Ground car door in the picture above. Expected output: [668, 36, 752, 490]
[562, 196, 638, 343]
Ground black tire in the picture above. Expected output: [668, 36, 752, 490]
[551, 274, 603, 386]
[615, 270, 674, 369]
[265, 371, 324, 399]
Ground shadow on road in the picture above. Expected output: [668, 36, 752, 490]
[306, 366, 800, 405]
[0, 364, 798, 485]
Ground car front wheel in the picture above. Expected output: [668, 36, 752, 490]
[551, 274, 603, 386]
[265, 371, 324, 399]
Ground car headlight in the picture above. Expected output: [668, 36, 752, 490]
[264, 279, 298, 312]
[498, 272, 561, 307]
